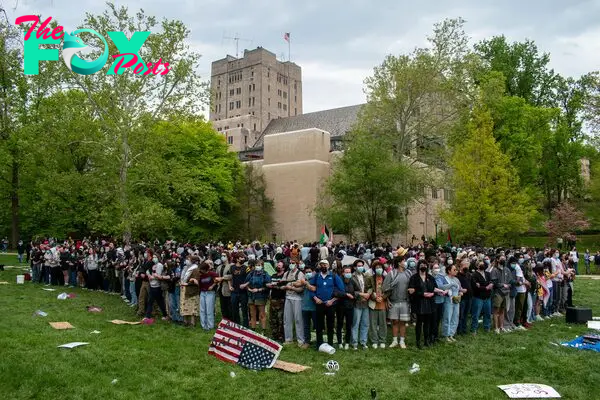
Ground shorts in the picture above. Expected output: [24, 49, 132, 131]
[387, 301, 410, 321]
[248, 298, 266, 306]
[493, 294, 507, 310]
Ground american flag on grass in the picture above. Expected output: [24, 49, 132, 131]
[208, 319, 282, 370]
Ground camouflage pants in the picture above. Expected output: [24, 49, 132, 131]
[269, 299, 285, 341]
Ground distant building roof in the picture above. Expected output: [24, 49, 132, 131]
[252, 104, 364, 148]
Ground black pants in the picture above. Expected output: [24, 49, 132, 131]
[145, 286, 167, 318]
[231, 291, 249, 327]
[220, 293, 232, 321]
[416, 313, 433, 346]
[316, 303, 335, 347]
[87, 270, 100, 290]
[50, 267, 63, 286]
[336, 306, 353, 345]
[431, 302, 444, 342]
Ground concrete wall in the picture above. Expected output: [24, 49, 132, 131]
[260, 128, 330, 243]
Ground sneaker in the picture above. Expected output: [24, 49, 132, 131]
[344, 344, 349, 350]
[338, 343, 343, 350]
[389, 340, 398, 348]
[353, 345, 358, 350]
[535, 315, 544, 322]
[161, 316, 170, 321]
[284, 341, 294, 346]
[380, 343, 385, 349]
[301, 343, 310, 350]
[450, 336, 457, 342]
[400, 341, 407, 349]
[495, 328, 501, 334]
[446, 337, 453, 343]
[372, 343, 378, 349]
[362, 344, 368, 350]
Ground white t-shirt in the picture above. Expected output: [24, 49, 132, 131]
[515, 265, 526, 294]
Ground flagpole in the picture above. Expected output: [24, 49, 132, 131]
[288, 35, 291, 62]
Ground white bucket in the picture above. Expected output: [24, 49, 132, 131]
[318, 343, 336, 355]
[16, 275, 24, 284]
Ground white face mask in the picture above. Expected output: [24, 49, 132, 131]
[185, 260, 191, 266]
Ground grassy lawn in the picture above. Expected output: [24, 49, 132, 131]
[517, 235, 600, 253]
[1, 262, 599, 400]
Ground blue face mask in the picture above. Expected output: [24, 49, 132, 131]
[375, 268, 383, 276]
[298, 264, 305, 270]
[344, 273, 352, 279]
[511, 263, 517, 269]
[357, 266, 365, 273]
[289, 264, 296, 270]
[518, 258, 524, 265]
[484, 260, 490, 266]
[305, 272, 313, 279]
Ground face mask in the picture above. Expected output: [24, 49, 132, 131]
[221, 256, 227, 262]
[499, 260, 506, 266]
[518, 258, 524, 265]
[185, 260, 191, 266]
[484, 260, 490, 266]
[419, 266, 428, 273]
[478, 264, 486, 270]
[554, 254, 559, 259]
[408, 261, 416, 269]
[320, 267, 328, 273]
[255, 266, 263, 272]
[289, 263, 296, 270]
[152, 257, 158, 264]
[375, 268, 383, 275]
[305, 272, 313, 279]
[447, 259, 453, 266]
[344, 273, 352, 279]
[298, 263, 305, 270]
[357, 266, 365, 273]
[432, 268, 440, 276]
[511, 263, 517, 269]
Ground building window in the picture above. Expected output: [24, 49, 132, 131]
[253, 123, 256, 131]
[278, 102, 281, 109]
[431, 187, 438, 199]
[227, 136, 233, 145]
[283, 92, 287, 99]
[229, 102, 234, 110]
[295, 108, 297, 115]
[278, 89, 282, 96]
[218, 104, 221, 112]
[248, 98, 251, 107]
[244, 136, 247, 144]
[252, 97, 255, 106]
[251, 71, 254, 77]
[268, 98, 271, 106]
[236, 100, 241, 108]
[252, 83, 255, 91]
[268, 112, 270, 119]
[294, 82, 297, 90]
[268, 84, 270, 92]
[283, 104, 287, 111]
[218, 79, 221, 86]
[229, 89, 234, 96]
[294, 95, 297, 102]
[236, 87, 241, 95]
[249, 84, 252, 92]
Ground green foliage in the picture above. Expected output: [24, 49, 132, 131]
[317, 130, 421, 242]
[443, 107, 536, 246]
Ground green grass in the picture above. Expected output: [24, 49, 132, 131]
[517, 235, 600, 253]
[1, 265, 599, 400]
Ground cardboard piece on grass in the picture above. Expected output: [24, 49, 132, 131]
[498, 384, 560, 398]
[0, 281, 9, 284]
[587, 321, 600, 331]
[50, 322, 74, 330]
[86, 306, 103, 313]
[109, 319, 141, 325]
[58, 342, 89, 349]
[273, 360, 311, 373]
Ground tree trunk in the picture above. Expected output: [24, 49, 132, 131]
[120, 129, 131, 244]
[10, 158, 19, 249]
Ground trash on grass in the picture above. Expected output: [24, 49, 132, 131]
[34, 310, 48, 317]
[0, 281, 9, 284]
[67, 293, 76, 298]
[409, 363, 420, 374]
[49, 321, 74, 330]
[318, 342, 336, 355]
[42, 288, 56, 291]
[16, 275, 24, 284]
[497, 383, 560, 398]
[325, 360, 339, 373]
[588, 321, 600, 331]
[86, 306, 103, 313]
[111, 379, 118, 384]
[273, 360, 311, 373]
[109, 319, 141, 325]
[90, 330, 101, 334]
[57, 293, 68, 300]
[58, 342, 89, 349]
[229, 371, 236, 378]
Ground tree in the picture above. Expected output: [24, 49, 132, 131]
[316, 130, 420, 242]
[544, 202, 590, 243]
[226, 163, 274, 242]
[443, 107, 536, 246]
[64, 3, 207, 243]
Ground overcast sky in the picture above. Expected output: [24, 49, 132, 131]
[8, 0, 600, 114]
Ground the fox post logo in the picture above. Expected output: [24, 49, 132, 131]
[15, 15, 170, 76]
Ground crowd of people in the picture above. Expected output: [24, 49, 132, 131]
[20, 238, 592, 350]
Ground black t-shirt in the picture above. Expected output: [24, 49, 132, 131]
[269, 272, 286, 300]
[309, 247, 319, 262]
[230, 264, 248, 292]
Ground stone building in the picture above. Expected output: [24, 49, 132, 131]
[209, 47, 302, 152]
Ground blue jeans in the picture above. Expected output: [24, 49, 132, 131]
[544, 286, 553, 316]
[69, 271, 77, 286]
[302, 309, 316, 344]
[443, 300, 460, 337]
[32, 264, 41, 283]
[457, 296, 472, 335]
[471, 297, 491, 332]
[200, 291, 216, 330]
[169, 286, 183, 322]
[18, 253, 23, 263]
[129, 281, 138, 305]
[351, 307, 369, 346]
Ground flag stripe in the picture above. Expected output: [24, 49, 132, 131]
[213, 333, 243, 351]
[223, 323, 281, 351]
[208, 348, 238, 363]
[208, 345, 240, 359]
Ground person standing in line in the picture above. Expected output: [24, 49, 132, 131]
[383, 253, 411, 349]
[298, 265, 316, 349]
[267, 261, 287, 342]
[143, 252, 169, 322]
[490, 257, 512, 334]
[180, 255, 200, 327]
[282, 260, 305, 346]
[336, 266, 355, 350]
[198, 261, 218, 330]
[229, 252, 249, 327]
[215, 255, 232, 321]
[456, 259, 472, 335]
[408, 260, 437, 349]
[470, 261, 493, 334]
[368, 260, 388, 349]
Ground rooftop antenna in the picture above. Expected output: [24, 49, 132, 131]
[223, 32, 252, 58]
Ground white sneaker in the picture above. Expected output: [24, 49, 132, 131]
[362, 344, 368, 350]
[446, 337, 453, 343]
[535, 315, 544, 322]
[338, 343, 343, 350]
[400, 341, 407, 349]
[353, 344, 358, 350]
[389, 340, 398, 348]
[372, 343, 378, 349]
[495, 328, 501, 334]
[344, 343, 349, 350]
[380, 343, 385, 349]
